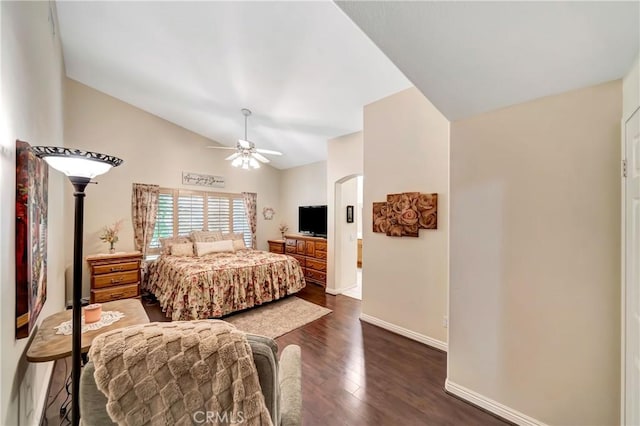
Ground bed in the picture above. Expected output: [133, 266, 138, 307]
[145, 249, 306, 321]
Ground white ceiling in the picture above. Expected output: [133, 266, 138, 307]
[56, 1, 411, 169]
[337, 1, 640, 120]
[57, 2, 640, 169]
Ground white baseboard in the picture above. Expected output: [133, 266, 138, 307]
[445, 379, 548, 426]
[34, 362, 55, 426]
[325, 283, 357, 295]
[360, 313, 448, 352]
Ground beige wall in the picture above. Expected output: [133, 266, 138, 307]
[326, 131, 363, 292]
[623, 55, 639, 120]
[0, 2, 66, 424]
[448, 80, 622, 425]
[362, 87, 449, 345]
[279, 161, 327, 236]
[63, 79, 282, 298]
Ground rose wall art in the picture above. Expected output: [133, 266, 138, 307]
[373, 192, 437, 237]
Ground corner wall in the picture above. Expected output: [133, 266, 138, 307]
[63, 79, 282, 298]
[362, 87, 449, 347]
[0, 2, 66, 424]
[448, 80, 622, 425]
[279, 161, 327, 235]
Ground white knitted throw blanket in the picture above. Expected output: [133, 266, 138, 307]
[89, 320, 273, 426]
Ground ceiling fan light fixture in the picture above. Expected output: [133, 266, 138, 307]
[231, 156, 243, 167]
[213, 108, 283, 170]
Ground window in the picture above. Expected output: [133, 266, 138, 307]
[149, 188, 251, 253]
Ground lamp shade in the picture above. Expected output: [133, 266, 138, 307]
[31, 146, 123, 178]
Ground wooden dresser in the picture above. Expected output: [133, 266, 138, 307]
[278, 235, 327, 287]
[86, 252, 143, 303]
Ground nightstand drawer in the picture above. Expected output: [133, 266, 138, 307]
[268, 241, 284, 254]
[92, 283, 139, 303]
[93, 261, 139, 275]
[93, 270, 139, 289]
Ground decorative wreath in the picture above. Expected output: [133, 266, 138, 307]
[262, 207, 275, 220]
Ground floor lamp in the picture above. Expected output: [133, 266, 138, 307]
[32, 146, 122, 426]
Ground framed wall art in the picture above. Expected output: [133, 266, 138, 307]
[372, 192, 438, 238]
[15, 140, 48, 339]
[346, 205, 354, 223]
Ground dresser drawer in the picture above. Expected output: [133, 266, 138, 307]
[93, 261, 139, 275]
[314, 250, 327, 260]
[289, 254, 306, 267]
[93, 270, 139, 289]
[306, 258, 327, 272]
[91, 283, 139, 303]
[315, 240, 327, 251]
[304, 269, 326, 283]
[305, 241, 315, 256]
[285, 245, 296, 254]
[296, 240, 306, 254]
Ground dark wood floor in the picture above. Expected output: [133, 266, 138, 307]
[44, 285, 510, 425]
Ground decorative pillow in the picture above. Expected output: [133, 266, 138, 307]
[159, 236, 191, 255]
[232, 239, 247, 251]
[170, 242, 194, 256]
[222, 232, 244, 241]
[195, 240, 235, 256]
[190, 230, 224, 242]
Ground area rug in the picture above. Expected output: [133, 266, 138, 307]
[224, 297, 331, 339]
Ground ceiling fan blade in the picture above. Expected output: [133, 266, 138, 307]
[238, 139, 251, 149]
[206, 146, 236, 150]
[256, 148, 282, 156]
[252, 153, 270, 163]
[225, 152, 241, 161]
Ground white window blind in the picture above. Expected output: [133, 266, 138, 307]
[149, 188, 252, 253]
[177, 194, 205, 235]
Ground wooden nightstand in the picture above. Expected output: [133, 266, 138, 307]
[267, 240, 285, 254]
[86, 252, 143, 303]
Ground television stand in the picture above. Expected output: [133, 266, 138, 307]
[277, 234, 327, 287]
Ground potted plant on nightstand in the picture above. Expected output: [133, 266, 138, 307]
[100, 219, 123, 253]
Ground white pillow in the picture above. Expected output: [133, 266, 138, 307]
[232, 239, 247, 251]
[196, 240, 235, 256]
[170, 242, 194, 256]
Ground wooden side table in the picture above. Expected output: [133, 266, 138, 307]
[26, 298, 150, 362]
[267, 239, 285, 254]
[26, 299, 149, 420]
[86, 251, 143, 304]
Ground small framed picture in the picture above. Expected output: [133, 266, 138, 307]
[346, 205, 354, 223]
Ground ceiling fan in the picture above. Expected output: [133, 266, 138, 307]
[207, 108, 282, 169]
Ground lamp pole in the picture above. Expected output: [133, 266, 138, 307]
[31, 147, 122, 426]
[70, 176, 90, 426]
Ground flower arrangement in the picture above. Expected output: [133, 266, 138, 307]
[278, 223, 288, 239]
[100, 219, 123, 253]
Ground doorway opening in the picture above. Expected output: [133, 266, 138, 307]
[335, 175, 363, 300]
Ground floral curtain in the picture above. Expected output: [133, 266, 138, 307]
[241, 192, 257, 249]
[131, 183, 160, 258]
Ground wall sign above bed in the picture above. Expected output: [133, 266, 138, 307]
[182, 171, 225, 188]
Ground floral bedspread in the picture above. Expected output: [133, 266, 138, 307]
[145, 249, 306, 321]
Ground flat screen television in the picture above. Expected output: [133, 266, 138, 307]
[298, 205, 327, 237]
